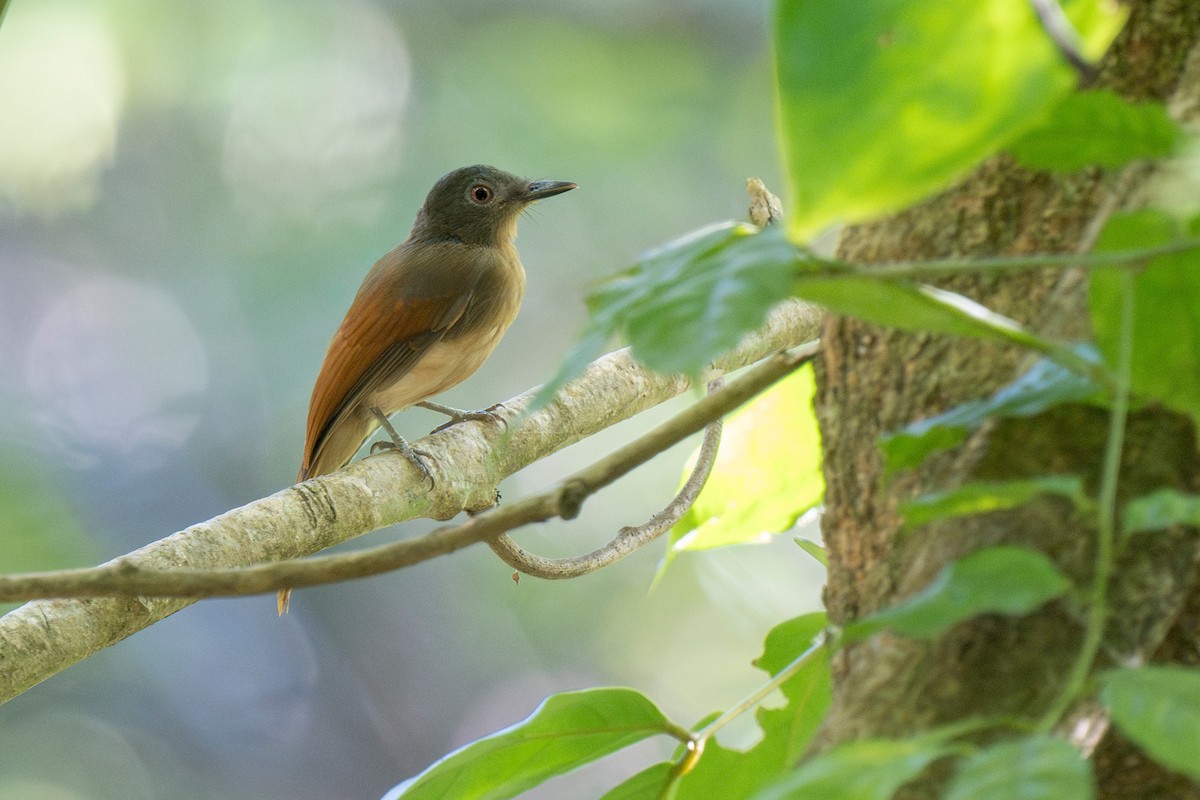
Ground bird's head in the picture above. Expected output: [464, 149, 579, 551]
[411, 164, 576, 248]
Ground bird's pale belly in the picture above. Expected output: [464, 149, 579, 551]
[368, 323, 510, 415]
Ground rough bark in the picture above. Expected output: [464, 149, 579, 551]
[813, 2, 1200, 796]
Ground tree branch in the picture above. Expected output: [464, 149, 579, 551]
[0, 300, 821, 702]
[487, 376, 727, 579]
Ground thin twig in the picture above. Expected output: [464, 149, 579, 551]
[1029, 0, 1099, 83]
[488, 377, 727, 579]
[0, 346, 815, 601]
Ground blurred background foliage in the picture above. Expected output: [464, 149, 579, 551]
[0, 1, 822, 798]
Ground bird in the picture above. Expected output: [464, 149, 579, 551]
[298, 165, 576, 484]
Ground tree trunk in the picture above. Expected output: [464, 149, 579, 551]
[813, 2, 1200, 797]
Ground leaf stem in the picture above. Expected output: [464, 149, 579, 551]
[1038, 268, 1134, 730]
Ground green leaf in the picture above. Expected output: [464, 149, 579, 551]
[598, 763, 674, 800]
[1090, 209, 1200, 428]
[793, 276, 1030, 343]
[672, 614, 831, 800]
[879, 348, 1104, 472]
[901, 476, 1087, 529]
[1009, 90, 1181, 172]
[660, 365, 823, 576]
[842, 546, 1071, 643]
[389, 688, 678, 800]
[774, 0, 1125, 238]
[1101, 666, 1200, 780]
[945, 736, 1094, 800]
[751, 738, 949, 800]
[536, 223, 802, 409]
[1123, 488, 1200, 536]
[794, 537, 828, 567]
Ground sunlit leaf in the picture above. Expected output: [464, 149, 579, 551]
[386, 688, 677, 800]
[1101, 667, 1200, 780]
[879, 347, 1105, 472]
[673, 614, 831, 800]
[661, 365, 822, 576]
[774, 0, 1125, 238]
[901, 476, 1088, 529]
[842, 546, 1070, 643]
[945, 736, 1093, 800]
[751, 738, 949, 800]
[1009, 90, 1181, 171]
[1090, 209, 1200, 428]
[1123, 488, 1200, 536]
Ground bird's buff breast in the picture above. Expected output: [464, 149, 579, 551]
[368, 319, 513, 414]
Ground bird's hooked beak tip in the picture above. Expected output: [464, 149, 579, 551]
[522, 180, 577, 201]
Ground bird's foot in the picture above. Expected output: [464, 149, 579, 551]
[418, 401, 508, 435]
[370, 407, 436, 488]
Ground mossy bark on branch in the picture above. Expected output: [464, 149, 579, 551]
[813, 2, 1200, 796]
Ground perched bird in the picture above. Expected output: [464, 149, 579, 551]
[298, 164, 576, 483]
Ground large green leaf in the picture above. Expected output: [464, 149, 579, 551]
[668, 614, 831, 800]
[900, 476, 1088, 529]
[751, 738, 949, 800]
[661, 365, 822, 575]
[842, 546, 1071, 643]
[597, 763, 674, 800]
[1100, 666, 1200, 780]
[1090, 210, 1200, 428]
[536, 223, 802, 406]
[774, 0, 1124, 238]
[944, 736, 1093, 800]
[1009, 90, 1181, 172]
[879, 347, 1105, 472]
[387, 688, 678, 800]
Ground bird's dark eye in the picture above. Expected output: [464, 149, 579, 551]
[468, 184, 494, 204]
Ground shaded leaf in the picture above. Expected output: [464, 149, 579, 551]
[774, 0, 1124, 238]
[879, 347, 1104, 472]
[945, 736, 1093, 800]
[387, 688, 677, 800]
[751, 738, 948, 800]
[842, 547, 1070, 643]
[535, 223, 803, 408]
[1101, 667, 1200, 780]
[1123, 488, 1200, 536]
[1009, 90, 1181, 172]
[661, 366, 822, 576]
[901, 476, 1088, 529]
[1090, 209, 1200, 428]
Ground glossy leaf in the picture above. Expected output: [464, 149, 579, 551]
[661, 365, 822, 575]
[387, 688, 678, 800]
[752, 738, 948, 800]
[1123, 488, 1200, 536]
[672, 614, 831, 800]
[842, 546, 1070, 643]
[901, 476, 1087, 529]
[945, 736, 1093, 800]
[1090, 210, 1200, 428]
[879, 347, 1104, 472]
[774, 0, 1124, 238]
[1009, 90, 1181, 172]
[1101, 666, 1200, 780]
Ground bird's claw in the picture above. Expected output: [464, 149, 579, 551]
[425, 402, 508, 435]
[371, 439, 436, 488]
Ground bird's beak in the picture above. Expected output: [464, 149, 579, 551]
[522, 180, 577, 200]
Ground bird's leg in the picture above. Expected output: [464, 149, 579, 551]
[417, 400, 508, 435]
[368, 407, 435, 488]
